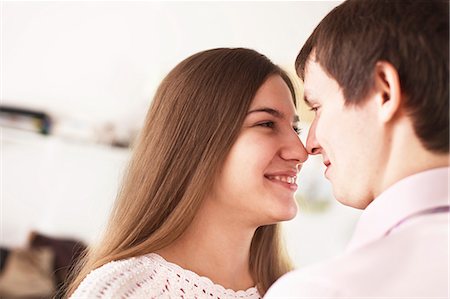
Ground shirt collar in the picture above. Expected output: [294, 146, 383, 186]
[346, 167, 450, 252]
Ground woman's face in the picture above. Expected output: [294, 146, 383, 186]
[212, 74, 308, 227]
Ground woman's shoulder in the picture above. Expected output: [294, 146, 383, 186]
[69, 253, 170, 298]
[70, 253, 261, 299]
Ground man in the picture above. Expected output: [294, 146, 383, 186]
[265, 0, 449, 297]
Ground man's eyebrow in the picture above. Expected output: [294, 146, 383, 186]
[303, 94, 312, 107]
[247, 107, 300, 122]
[303, 89, 317, 107]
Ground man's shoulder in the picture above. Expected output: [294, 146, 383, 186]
[264, 261, 343, 298]
[265, 213, 449, 298]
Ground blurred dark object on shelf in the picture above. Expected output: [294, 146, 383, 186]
[0, 105, 52, 135]
[0, 248, 10, 273]
[0, 247, 55, 299]
[29, 231, 87, 298]
[0, 231, 87, 299]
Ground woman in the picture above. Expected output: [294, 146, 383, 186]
[68, 48, 308, 298]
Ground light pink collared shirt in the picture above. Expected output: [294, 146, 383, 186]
[265, 167, 449, 298]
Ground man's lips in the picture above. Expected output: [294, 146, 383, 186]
[323, 160, 331, 178]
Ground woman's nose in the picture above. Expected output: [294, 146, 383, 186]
[280, 130, 309, 164]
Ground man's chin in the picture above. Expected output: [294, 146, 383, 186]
[332, 186, 372, 210]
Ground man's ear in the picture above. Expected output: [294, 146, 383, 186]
[373, 61, 402, 122]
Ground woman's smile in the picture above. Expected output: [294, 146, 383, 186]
[264, 173, 299, 192]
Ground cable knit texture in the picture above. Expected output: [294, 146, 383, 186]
[70, 253, 262, 299]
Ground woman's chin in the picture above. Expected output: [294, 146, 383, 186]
[264, 204, 298, 225]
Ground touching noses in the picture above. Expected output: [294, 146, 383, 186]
[306, 120, 322, 155]
[280, 129, 308, 166]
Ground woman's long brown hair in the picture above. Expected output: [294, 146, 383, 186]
[66, 48, 296, 296]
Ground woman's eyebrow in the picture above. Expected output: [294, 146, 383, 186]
[247, 107, 300, 122]
[247, 107, 283, 118]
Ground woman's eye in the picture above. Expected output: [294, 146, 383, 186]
[293, 126, 302, 135]
[258, 121, 275, 128]
[309, 106, 320, 112]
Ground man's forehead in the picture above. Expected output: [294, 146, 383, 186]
[303, 58, 323, 80]
[302, 62, 322, 105]
[302, 59, 341, 104]
[301, 52, 318, 76]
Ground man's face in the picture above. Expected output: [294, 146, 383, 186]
[303, 59, 384, 209]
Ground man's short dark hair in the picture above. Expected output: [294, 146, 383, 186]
[296, 0, 449, 153]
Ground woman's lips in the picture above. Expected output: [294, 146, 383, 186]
[264, 174, 298, 191]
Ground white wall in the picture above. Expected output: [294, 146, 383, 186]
[2, 1, 341, 131]
[2, 127, 129, 246]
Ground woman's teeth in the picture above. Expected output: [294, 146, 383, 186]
[266, 175, 297, 184]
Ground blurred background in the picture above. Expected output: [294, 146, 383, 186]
[1, 1, 361, 298]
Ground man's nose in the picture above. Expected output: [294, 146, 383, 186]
[306, 120, 322, 155]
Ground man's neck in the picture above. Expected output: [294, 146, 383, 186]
[378, 121, 449, 198]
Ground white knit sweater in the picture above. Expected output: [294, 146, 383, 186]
[70, 253, 262, 299]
